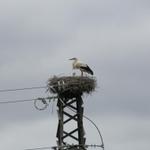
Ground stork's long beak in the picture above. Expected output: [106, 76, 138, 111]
[69, 58, 74, 60]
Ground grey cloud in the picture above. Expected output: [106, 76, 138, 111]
[0, 0, 150, 150]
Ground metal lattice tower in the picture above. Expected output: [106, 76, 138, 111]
[56, 96, 86, 150]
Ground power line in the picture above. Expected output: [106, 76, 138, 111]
[0, 98, 36, 104]
[0, 86, 46, 93]
[25, 144, 103, 150]
[0, 86, 46, 105]
[0, 96, 57, 107]
[25, 146, 51, 150]
[58, 98, 104, 150]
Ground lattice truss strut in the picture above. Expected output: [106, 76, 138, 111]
[56, 96, 86, 150]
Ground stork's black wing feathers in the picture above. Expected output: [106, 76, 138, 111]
[80, 65, 94, 75]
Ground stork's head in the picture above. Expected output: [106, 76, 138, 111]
[69, 57, 78, 61]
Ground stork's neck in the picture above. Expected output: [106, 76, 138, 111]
[72, 59, 78, 69]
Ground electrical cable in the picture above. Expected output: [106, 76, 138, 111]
[0, 96, 57, 107]
[25, 144, 103, 150]
[58, 98, 104, 150]
[0, 98, 36, 104]
[24, 146, 51, 150]
[0, 86, 46, 93]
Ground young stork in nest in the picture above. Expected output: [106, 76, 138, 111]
[69, 58, 94, 76]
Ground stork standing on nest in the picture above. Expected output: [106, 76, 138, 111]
[69, 58, 94, 76]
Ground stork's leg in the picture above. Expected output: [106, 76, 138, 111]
[81, 71, 83, 76]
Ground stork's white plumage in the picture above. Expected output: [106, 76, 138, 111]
[69, 58, 94, 76]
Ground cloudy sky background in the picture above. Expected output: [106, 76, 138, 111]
[0, 0, 150, 150]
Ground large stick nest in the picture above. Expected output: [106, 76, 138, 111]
[47, 76, 96, 99]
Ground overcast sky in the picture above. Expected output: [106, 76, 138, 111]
[0, 0, 150, 150]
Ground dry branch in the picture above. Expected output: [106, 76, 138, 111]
[47, 76, 96, 99]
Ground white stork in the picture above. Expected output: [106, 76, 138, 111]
[69, 58, 94, 76]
